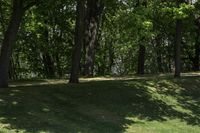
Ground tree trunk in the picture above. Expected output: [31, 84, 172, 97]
[42, 53, 55, 78]
[0, 0, 24, 88]
[69, 0, 86, 83]
[193, 18, 200, 71]
[9, 55, 18, 80]
[174, 19, 182, 78]
[155, 35, 163, 73]
[42, 28, 55, 78]
[136, 0, 147, 75]
[137, 44, 146, 75]
[0, 1, 6, 33]
[193, 40, 200, 71]
[84, 0, 104, 77]
[108, 40, 114, 72]
[56, 54, 62, 78]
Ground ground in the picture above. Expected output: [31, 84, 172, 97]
[0, 73, 200, 133]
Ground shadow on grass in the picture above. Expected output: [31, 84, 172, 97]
[165, 76, 200, 125]
[0, 75, 199, 132]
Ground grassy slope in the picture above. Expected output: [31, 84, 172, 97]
[0, 74, 200, 133]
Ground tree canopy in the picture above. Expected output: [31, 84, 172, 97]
[0, 0, 200, 87]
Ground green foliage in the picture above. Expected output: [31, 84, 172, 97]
[0, 0, 200, 78]
[173, 3, 195, 19]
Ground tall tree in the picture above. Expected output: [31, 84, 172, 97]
[69, 0, 86, 83]
[174, 0, 184, 78]
[137, 0, 147, 75]
[0, 1, 6, 33]
[84, 0, 104, 76]
[174, 19, 182, 77]
[0, 0, 35, 88]
[193, 17, 200, 71]
[0, 0, 24, 88]
[137, 43, 146, 75]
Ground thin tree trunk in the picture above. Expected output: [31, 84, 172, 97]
[42, 28, 55, 78]
[42, 54, 55, 78]
[174, 19, 182, 78]
[155, 36, 163, 73]
[56, 54, 62, 78]
[0, 0, 24, 88]
[193, 40, 200, 71]
[136, 0, 147, 75]
[56, 31, 63, 78]
[137, 44, 146, 75]
[69, 0, 86, 83]
[108, 40, 114, 72]
[193, 18, 200, 71]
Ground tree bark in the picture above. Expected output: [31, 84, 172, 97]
[174, 19, 182, 78]
[42, 28, 55, 78]
[0, 0, 24, 88]
[0, 1, 6, 33]
[69, 0, 86, 83]
[84, 0, 104, 77]
[137, 44, 146, 75]
[136, 0, 147, 75]
[8, 55, 18, 80]
[193, 18, 200, 71]
[193, 41, 200, 71]
[42, 53, 55, 78]
[155, 35, 163, 73]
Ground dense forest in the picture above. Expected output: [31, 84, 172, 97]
[0, 0, 200, 87]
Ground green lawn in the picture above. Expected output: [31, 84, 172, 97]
[0, 74, 200, 133]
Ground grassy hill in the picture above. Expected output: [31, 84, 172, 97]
[0, 74, 200, 133]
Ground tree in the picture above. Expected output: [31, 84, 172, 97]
[193, 17, 200, 71]
[174, 0, 186, 78]
[137, 0, 147, 75]
[0, 0, 198, 82]
[0, 0, 36, 88]
[137, 43, 146, 75]
[69, 0, 86, 83]
[84, 0, 104, 77]
[174, 18, 182, 78]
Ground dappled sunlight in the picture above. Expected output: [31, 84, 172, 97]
[181, 72, 200, 77]
[9, 80, 67, 88]
[79, 76, 141, 82]
[0, 74, 200, 132]
[0, 99, 4, 103]
[123, 119, 200, 133]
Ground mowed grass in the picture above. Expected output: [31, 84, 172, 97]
[0, 74, 200, 133]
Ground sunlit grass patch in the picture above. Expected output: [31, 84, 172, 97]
[124, 119, 200, 133]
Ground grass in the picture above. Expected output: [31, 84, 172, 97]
[0, 73, 200, 133]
